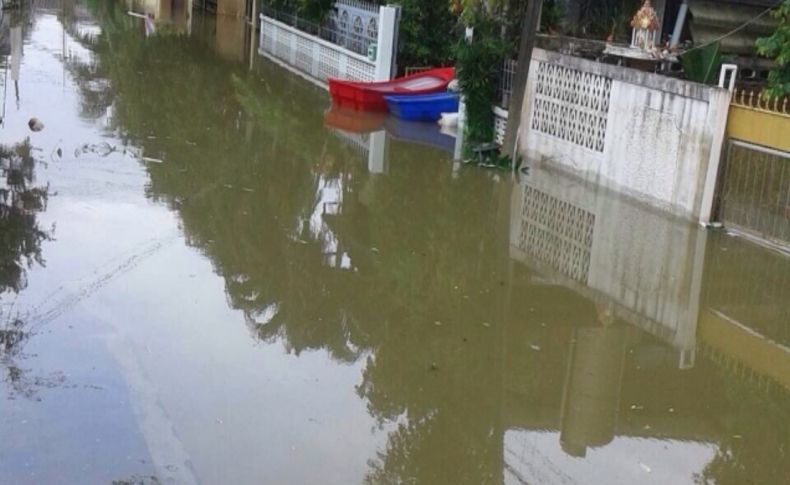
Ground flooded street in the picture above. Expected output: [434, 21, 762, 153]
[1, 2, 789, 484]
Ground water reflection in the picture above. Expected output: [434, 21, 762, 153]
[0, 139, 51, 397]
[506, 166, 790, 483]
[86, 1, 790, 482]
[0, 0, 787, 483]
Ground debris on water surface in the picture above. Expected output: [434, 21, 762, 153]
[75, 142, 117, 157]
[529, 343, 541, 351]
[481, 322, 491, 328]
[630, 404, 644, 411]
[28, 118, 44, 132]
[111, 474, 162, 485]
[434, 321, 443, 326]
[142, 156, 164, 164]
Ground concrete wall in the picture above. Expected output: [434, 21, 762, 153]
[517, 48, 731, 223]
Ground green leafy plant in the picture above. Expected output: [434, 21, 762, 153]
[261, 0, 334, 23]
[394, 0, 460, 70]
[680, 41, 722, 84]
[756, 0, 790, 98]
[455, 7, 508, 148]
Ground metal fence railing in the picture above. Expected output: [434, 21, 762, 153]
[404, 66, 434, 76]
[261, 5, 377, 57]
[732, 88, 790, 115]
[718, 140, 790, 247]
[497, 58, 517, 109]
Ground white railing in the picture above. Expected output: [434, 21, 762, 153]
[260, 15, 376, 84]
[498, 58, 517, 109]
[335, 0, 378, 13]
[259, 5, 398, 86]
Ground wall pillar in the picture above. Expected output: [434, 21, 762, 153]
[216, 0, 245, 18]
[374, 6, 400, 81]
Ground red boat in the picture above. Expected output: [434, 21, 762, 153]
[328, 67, 455, 112]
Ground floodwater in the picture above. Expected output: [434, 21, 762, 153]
[1, 2, 789, 484]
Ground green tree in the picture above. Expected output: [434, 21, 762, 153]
[756, 0, 790, 98]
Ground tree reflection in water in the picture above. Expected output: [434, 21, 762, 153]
[71, 2, 790, 482]
[0, 139, 51, 397]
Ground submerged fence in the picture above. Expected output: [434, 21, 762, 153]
[719, 88, 790, 247]
[717, 141, 790, 247]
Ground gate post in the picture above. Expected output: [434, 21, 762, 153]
[374, 5, 400, 81]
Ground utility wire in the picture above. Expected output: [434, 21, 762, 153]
[677, 0, 783, 56]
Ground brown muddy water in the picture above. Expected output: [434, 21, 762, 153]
[1, 2, 789, 484]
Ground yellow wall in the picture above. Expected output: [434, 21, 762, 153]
[727, 105, 790, 153]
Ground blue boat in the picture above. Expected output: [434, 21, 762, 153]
[384, 92, 459, 122]
[384, 118, 455, 154]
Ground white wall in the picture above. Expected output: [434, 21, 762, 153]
[517, 49, 731, 223]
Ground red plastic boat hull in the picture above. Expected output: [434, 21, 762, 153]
[328, 67, 455, 112]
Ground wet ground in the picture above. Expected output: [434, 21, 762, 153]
[1, 2, 789, 484]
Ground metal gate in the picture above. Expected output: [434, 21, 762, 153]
[716, 140, 790, 247]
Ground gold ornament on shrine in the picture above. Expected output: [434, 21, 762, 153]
[630, 0, 660, 50]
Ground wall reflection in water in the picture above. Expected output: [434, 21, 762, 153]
[16, 1, 787, 482]
[504, 165, 789, 483]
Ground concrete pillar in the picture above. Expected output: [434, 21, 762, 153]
[374, 6, 400, 81]
[699, 88, 733, 224]
[216, 0, 245, 18]
[10, 26, 22, 84]
[216, 14, 247, 62]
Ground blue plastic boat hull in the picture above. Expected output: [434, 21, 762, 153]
[384, 92, 459, 122]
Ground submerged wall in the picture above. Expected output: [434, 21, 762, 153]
[516, 48, 731, 223]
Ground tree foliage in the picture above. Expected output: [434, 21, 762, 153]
[454, 3, 510, 147]
[394, 0, 460, 69]
[756, 0, 790, 98]
[261, 0, 334, 22]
